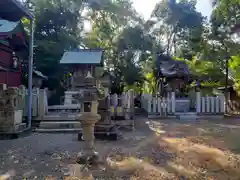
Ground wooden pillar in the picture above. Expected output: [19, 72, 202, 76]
[196, 92, 201, 114]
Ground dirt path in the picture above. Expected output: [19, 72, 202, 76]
[1, 117, 240, 179]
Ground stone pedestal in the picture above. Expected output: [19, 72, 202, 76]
[76, 109, 101, 165]
[0, 87, 23, 133]
[0, 110, 23, 132]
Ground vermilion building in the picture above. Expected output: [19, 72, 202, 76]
[0, 19, 28, 87]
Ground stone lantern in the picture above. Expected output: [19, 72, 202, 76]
[74, 71, 101, 165]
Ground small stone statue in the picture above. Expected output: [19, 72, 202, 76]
[0, 87, 19, 111]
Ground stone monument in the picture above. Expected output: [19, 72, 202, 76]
[74, 71, 101, 165]
[0, 86, 23, 132]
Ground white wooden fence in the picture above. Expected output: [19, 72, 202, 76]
[110, 90, 134, 119]
[141, 92, 175, 116]
[18, 86, 48, 118]
[141, 91, 225, 117]
[196, 92, 225, 115]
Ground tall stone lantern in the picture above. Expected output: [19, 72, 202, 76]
[74, 71, 101, 165]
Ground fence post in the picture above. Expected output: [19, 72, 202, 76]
[196, 92, 201, 114]
[38, 88, 48, 119]
[113, 93, 118, 117]
[167, 92, 171, 114]
[220, 94, 225, 113]
[206, 96, 210, 113]
[201, 97, 205, 114]
[32, 88, 39, 117]
[148, 95, 152, 114]
[211, 96, 215, 113]
[216, 96, 220, 113]
[171, 92, 175, 114]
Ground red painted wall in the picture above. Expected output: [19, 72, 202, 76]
[0, 44, 21, 87]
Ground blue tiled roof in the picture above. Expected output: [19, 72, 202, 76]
[0, 19, 19, 33]
[60, 49, 104, 65]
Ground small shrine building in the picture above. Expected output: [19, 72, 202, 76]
[0, 19, 28, 87]
[60, 49, 105, 104]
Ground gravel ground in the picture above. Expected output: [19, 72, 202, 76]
[0, 116, 154, 179]
[1, 117, 240, 180]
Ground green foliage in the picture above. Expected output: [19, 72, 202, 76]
[211, 0, 240, 35]
[19, 0, 240, 95]
[151, 0, 204, 55]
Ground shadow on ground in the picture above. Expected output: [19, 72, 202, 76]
[104, 118, 240, 180]
[1, 117, 240, 179]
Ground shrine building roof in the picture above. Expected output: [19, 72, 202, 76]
[33, 70, 48, 80]
[0, 19, 20, 33]
[60, 49, 104, 66]
[0, 0, 34, 21]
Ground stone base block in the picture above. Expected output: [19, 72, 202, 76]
[0, 126, 31, 140]
[0, 110, 23, 132]
[78, 126, 120, 141]
[97, 110, 111, 125]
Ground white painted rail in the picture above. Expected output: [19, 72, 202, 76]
[141, 92, 175, 116]
[196, 92, 225, 115]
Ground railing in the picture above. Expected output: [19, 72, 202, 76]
[110, 91, 134, 119]
[196, 92, 225, 115]
[18, 87, 48, 118]
[141, 92, 175, 116]
[141, 92, 225, 117]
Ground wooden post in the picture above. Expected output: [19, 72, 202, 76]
[171, 92, 175, 114]
[206, 96, 210, 113]
[148, 95, 152, 114]
[39, 89, 48, 119]
[196, 92, 201, 114]
[216, 96, 220, 114]
[201, 97, 205, 114]
[32, 88, 39, 117]
[153, 97, 156, 114]
[167, 92, 171, 114]
[220, 94, 225, 113]
[211, 96, 215, 114]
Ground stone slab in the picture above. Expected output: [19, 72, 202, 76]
[78, 126, 120, 141]
[39, 121, 81, 129]
[38, 114, 78, 121]
[34, 128, 81, 133]
[0, 126, 31, 140]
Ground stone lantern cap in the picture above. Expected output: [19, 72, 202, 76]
[73, 71, 100, 103]
[84, 71, 96, 87]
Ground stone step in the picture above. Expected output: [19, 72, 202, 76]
[177, 114, 199, 120]
[40, 114, 78, 121]
[175, 112, 197, 116]
[34, 128, 81, 133]
[39, 121, 81, 129]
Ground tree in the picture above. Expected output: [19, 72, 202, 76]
[151, 0, 204, 56]
[211, 0, 240, 36]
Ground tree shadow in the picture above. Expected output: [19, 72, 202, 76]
[102, 119, 240, 179]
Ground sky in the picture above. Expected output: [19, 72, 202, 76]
[132, 0, 213, 19]
[84, 0, 212, 31]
